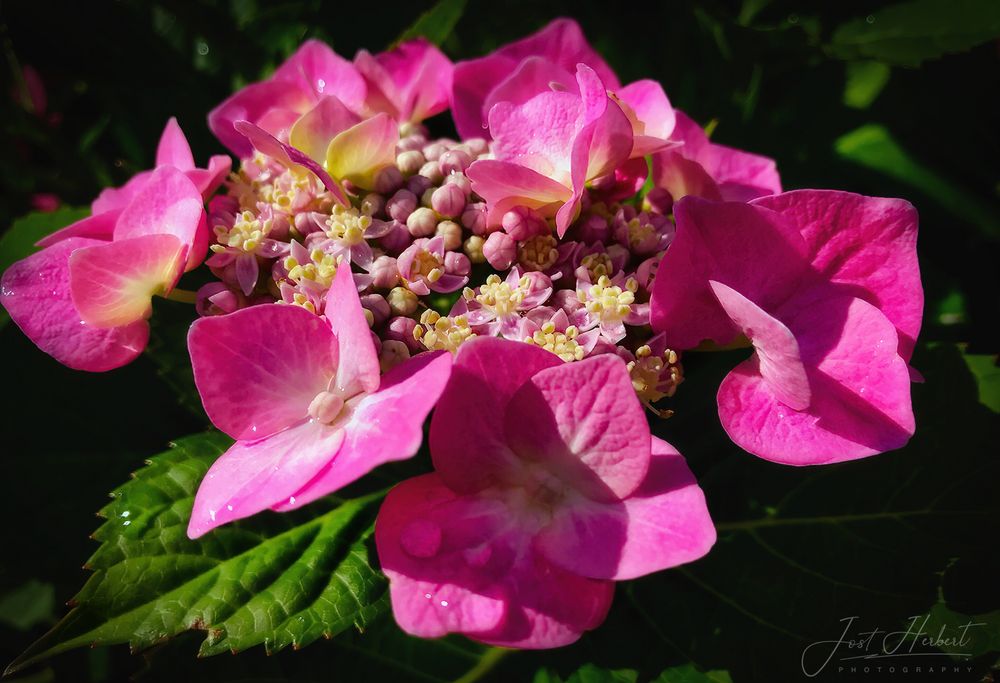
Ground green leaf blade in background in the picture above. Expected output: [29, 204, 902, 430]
[828, 0, 1000, 66]
[5, 432, 388, 675]
[397, 0, 467, 45]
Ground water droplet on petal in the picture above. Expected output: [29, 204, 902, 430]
[400, 519, 442, 558]
[227, 504, 234, 511]
[423, 593, 432, 599]
[440, 600, 449, 607]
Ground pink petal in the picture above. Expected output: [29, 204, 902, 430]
[272, 39, 367, 112]
[91, 170, 153, 215]
[288, 96, 360, 162]
[375, 474, 513, 638]
[356, 39, 453, 123]
[495, 19, 620, 90]
[489, 91, 581, 175]
[651, 151, 724, 202]
[188, 304, 338, 441]
[0, 237, 148, 371]
[276, 351, 452, 510]
[155, 117, 195, 170]
[69, 234, 186, 328]
[503, 353, 650, 501]
[483, 56, 577, 123]
[452, 54, 521, 139]
[709, 280, 811, 411]
[186, 420, 345, 538]
[534, 436, 716, 581]
[186, 155, 233, 200]
[209, 80, 314, 157]
[467, 160, 571, 225]
[324, 113, 399, 189]
[35, 209, 120, 248]
[113, 166, 207, 271]
[325, 264, 380, 396]
[235, 120, 349, 207]
[752, 190, 922, 360]
[649, 197, 808, 349]
[615, 79, 675, 153]
[718, 292, 914, 465]
[430, 337, 562, 494]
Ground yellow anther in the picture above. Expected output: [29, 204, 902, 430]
[579, 275, 635, 323]
[524, 321, 585, 362]
[325, 204, 373, 245]
[411, 250, 444, 280]
[625, 217, 656, 249]
[285, 249, 340, 288]
[518, 234, 559, 271]
[580, 252, 614, 280]
[291, 292, 317, 314]
[212, 210, 272, 254]
[415, 309, 474, 353]
[627, 345, 684, 417]
[473, 273, 533, 316]
[427, 268, 443, 283]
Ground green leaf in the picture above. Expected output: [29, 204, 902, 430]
[828, 0, 1000, 66]
[534, 663, 638, 683]
[145, 300, 203, 417]
[653, 664, 733, 683]
[0, 580, 56, 631]
[5, 432, 388, 675]
[835, 124, 1000, 239]
[397, 0, 467, 46]
[962, 352, 1000, 413]
[843, 61, 891, 109]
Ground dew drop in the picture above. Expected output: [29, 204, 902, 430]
[123, 520, 131, 526]
[440, 600, 449, 607]
[423, 593, 432, 599]
[317, 78, 327, 92]
[120, 510, 130, 518]
[226, 504, 234, 511]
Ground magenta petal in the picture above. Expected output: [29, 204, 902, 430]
[272, 39, 367, 112]
[356, 39, 454, 123]
[35, 209, 121, 248]
[113, 166, 206, 271]
[375, 474, 512, 638]
[187, 420, 345, 538]
[495, 19, 620, 90]
[651, 151, 723, 202]
[616, 79, 675, 153]
[467, 159, 571, 225]
[484, 57, 577, 120]
[649, 197, 809, 349]
[535, 437, 716, 580]
[752, 190, 922, 361]
[718, 293, 914, 465]
[325, 264, 380, 396]
[430, 337, 562, 493]
[503, 354, 650, 501]
[288, 96, 360, 162]
[0, 237, 148, 371]
[276, 351, 452, 510]
[709, 280, 811, 410]
[209, 80, 314, 157]
[155, 117, 195, 170]
[91, 171, 152, 215]
[188, 304, 337, 441]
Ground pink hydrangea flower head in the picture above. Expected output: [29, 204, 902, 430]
[209, 40, 367, 157]
[354, 38, 454, 124]
[649, 191, 921, 464]
[186, 264, 453, 538]
[651, 111, 781, 203]
[1, 165, 207, 371]
[467, 64, 633, 237]
[451, 18, 621, 139]
[91, 118, 231, 215]
[376, 337, 715, 648]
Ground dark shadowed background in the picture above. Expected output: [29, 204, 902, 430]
[1, 1, 998, 681]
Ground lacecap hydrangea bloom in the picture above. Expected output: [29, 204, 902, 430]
[0, 17, 922, 650]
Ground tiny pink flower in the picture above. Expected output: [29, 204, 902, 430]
[354, 38, 453, 124]
[451, 268, 553, 338]
[397, 236, 469, 294]
[376, 337, 715, 648]
[186, 265, 453, 538]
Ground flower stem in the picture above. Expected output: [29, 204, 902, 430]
[162, 288, 199, 304]
[452, 647, 510, 683]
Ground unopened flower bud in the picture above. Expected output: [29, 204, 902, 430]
[483, 231, 516, 270]
[373, 166, 403, 194]
[387, 286, 418, 316]
[396, 150, 425, 176]
[396, 134, 427, 153]
[463, 235, 486, 263]
[422, 141, 448, 161]
[444, 172, 472, 195]
[439, 149, 472, 175]
[370, 255, 400, 289]
[387, 189, 417, 222]
[379, 339, 411, 372]
[406, 174, 432, 197]
[418, 160, 444, 184]
[407, 207, 437, 237]
[432, 184, 466, 218]
[360, 193, 384, 217]
[421, 187, 436, 207]
[436, 220, 463, 251]
[444, 250, 471, 277]
[378, 219, 411, 254]
[644, 187, 674, 215]
[518, 234, 559, 271]
[361, 293, 391, 326]
[461, 202, 491, 236]
[501, 206, 547, 241]
[577, 213, 610, 243]
[386, 316, 422, 352]
[464, 137, 490, 157]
